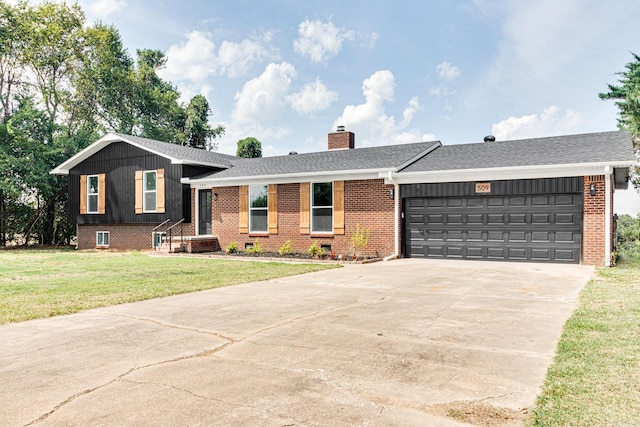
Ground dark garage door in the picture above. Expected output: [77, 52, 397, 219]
[404, 193, 583, 263]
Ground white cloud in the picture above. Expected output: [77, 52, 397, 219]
[160, 31, 275, 83]
[288, 78, 338, 116]
[436, 61, 460, 81]
[217, 36, 275, 78]
[400, 97, 421, 128]
[86, 0, 126, 17]
[161, 31, 217, 82]
[334, 70, 431, 146]
[293, 19, 355, 63]
[491, 105, 583, 140]
[232, 62, 297, 123]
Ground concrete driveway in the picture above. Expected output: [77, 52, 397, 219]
[0, 259, 592, 426]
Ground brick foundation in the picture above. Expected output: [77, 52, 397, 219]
[206, 179, 395, 257]
[77, 222, 194, 250]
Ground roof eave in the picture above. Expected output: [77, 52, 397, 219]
[50, 132, 231, 175]
[182, 168, 394, 187]
[391, 160, 636, 184]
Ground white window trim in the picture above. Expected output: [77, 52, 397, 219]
[86, 174, 99, 214]
[310, 181, 333, 234]
[96, 231, 110, 248]
[249, 184, 268, 233]
[143, 170, 157, 213]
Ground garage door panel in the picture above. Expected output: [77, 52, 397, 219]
[532, 231, 551, 242]
[531, 249, 551, 261]
[447, 214, 464, 224]
[508, 248, 527, 259]
[509, 196, 526, 207]
[509, 213, 527, 224]
[466, 247, 484, 258]
[467, 198, 484, 208]
[487, 214, 504, 224]
[447, 230, 463, 241]
[509, 231, 527, 242]
[427, 214, 444, 225]
[467, 231, 483, 241]
[556, 213, 577, 225]
[532, 195, 551, 206]
[405, 193, 582, 263]
[487, 247, 505, 258]
[532, 213, 551, 224]
[555, 249, 578, 262]
[488, 197, 505, 207]
[467, 214, 483, 224]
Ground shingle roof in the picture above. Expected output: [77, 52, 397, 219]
[111, 133, 238, 168]
[193, 141, 439, 180]
[399, 131, 634, 173]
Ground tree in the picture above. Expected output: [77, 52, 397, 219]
[184, 95, 225, 150]
[599, 52, 640, 187]
[236, 137, 262, 158]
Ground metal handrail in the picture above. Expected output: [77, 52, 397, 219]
[152, 219, 171, 231]
[164, 219, 185, 252]
[164, 218, 185, 233]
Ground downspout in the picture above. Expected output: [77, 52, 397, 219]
[384, 171, 400, 261]
[604, 166, 612, 267]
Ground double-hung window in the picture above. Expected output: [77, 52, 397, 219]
[249, 185, 268, 233]
[311, 182, 333, 233]
[143, 171, 157, 212]
[87, 175, 99, 214]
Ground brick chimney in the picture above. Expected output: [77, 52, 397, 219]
[328, 125, 355, 150]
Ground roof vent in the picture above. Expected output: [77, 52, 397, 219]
[336, 125, 345, 132]
[289, 151, 298, 155]
[484, 135, 496, 142]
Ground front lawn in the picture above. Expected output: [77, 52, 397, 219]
[0, 249, 338, 324]
[529, 250, 640, 426]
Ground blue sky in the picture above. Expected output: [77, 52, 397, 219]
[34, 1, 640, 212]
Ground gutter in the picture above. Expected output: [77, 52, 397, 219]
[383, 170, 401, 261]
[605, 166, 612, 267]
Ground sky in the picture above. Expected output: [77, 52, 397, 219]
[25, 0, 640, 213]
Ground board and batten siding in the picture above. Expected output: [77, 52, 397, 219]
[69, 142, 205, 225]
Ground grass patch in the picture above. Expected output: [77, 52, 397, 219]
[529, 251, 640, 426]
[0, 249, 338, 324]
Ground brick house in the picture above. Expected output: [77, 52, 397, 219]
[52, 129, 635, 266]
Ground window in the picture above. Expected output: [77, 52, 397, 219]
[311, 182, 333, 233]
[249, 185, 268, 233]
[87, 175, 99, 214]
[96, 231, 110, 248]
[143, 170, 157, 212]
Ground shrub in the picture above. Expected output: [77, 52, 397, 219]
[308, 241, 325, 258]
[350, 223, 371, 256]
[226, 241, 238, 254]
[278, 239, 293, 255]
[245, 238, 264, 254]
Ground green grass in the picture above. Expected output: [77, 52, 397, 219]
[0, 249, 338, 324]
[529, 250, 640, 426]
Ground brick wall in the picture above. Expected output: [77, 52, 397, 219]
[207, 179, 395, 257]
[78, 221, 195, 250]
[583, 175, 612, 265]
[78, 224, 155, 250]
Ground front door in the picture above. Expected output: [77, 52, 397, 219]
[198, 189, 212, 235]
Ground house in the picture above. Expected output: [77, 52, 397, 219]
[51, 128, 635, 266]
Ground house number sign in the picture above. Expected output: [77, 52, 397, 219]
[475, 182, 491, 193]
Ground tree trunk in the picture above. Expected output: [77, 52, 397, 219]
[0, 189, 5, 247]
[41, 193, 56, 245]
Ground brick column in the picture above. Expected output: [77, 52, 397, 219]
[583, 175, 610, 265]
